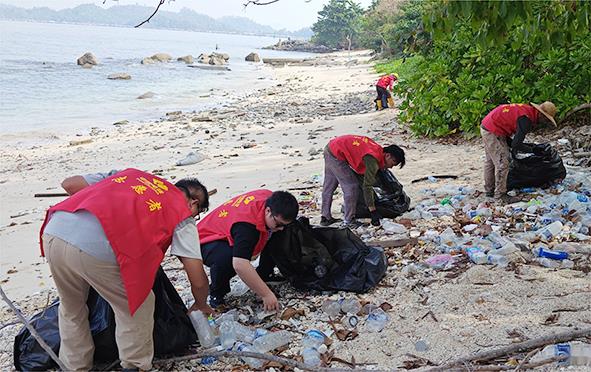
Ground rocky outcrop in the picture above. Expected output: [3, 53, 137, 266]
[177, 55, 194, 64]
[263, 39, 334, 53]
[141, 53, 172, 64]
[137, 91, 155, 99]
[107, 73, 131, 80]
[245, 52, 260, 62]
[196, 52, 229, 65]
[77, 52, 98, 68]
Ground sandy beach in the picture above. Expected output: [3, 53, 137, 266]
[1, 51, 590, 370]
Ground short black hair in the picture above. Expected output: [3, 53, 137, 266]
[383, 144, 406, 169]
[265, 191, 299, 221]
[174, 178, 209, 209]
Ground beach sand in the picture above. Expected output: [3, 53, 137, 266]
[1, 50, 589, 370]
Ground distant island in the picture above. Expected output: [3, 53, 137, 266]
[0, 3, 313, 38]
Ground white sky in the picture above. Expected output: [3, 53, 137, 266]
[1, 0, 374, 31]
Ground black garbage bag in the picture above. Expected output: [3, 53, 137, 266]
[355, 169, 410, 218]
[507, 143, 566, 190]
[14, 267, 196, 371]
[266, 217, 387, 292]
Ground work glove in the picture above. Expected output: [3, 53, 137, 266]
[370, 210, 381, 226]
[532, 146, 546, 156]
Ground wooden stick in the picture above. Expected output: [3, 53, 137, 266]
[573, 152, 591, 158]
[0, 285, 67, 370]
[411, 175, 458, 183]
[426, 327, 591, 371]
[34, 193, 69, 198]
[154, 349, 381, 372]
[469, 355, 568, 371]
[207, 188, 217, 196]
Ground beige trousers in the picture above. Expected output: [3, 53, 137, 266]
[480, 126, 510, 197]
[43, 234, 154, 371]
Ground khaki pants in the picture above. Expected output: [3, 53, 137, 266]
[481, 126, 510, 197]
[43, 234, 154, 371]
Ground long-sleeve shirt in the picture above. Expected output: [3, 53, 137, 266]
[361, 155, 380, 210]
[510, 116, 533, 155]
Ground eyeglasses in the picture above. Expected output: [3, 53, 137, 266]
[271, 214, 291, 228]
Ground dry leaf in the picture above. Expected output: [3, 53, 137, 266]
[379, 302, 393, 311]
[280, 307, 304, 320]
[543, 313, 560, 325]
[335, 329, 359, 341]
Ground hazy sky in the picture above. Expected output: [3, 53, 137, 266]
[1, 0, 374, 31]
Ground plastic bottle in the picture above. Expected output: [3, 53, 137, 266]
[538, 221, 563, 242]
[493, 242, 519, 256]
[533, 247, 569, 260]
[365, 308, 389, 332]
[341, 298, 361, 314]
[189, 310, 216, 348]
[219, 321, 237, 349]
[342, 314, 359, 329]
[214, 309, 238, 326]
[465, 247, 487, 264]
[530, 342, 591, 367]
[252, 330, 292, 353]
[302, 347, 322, 366]
[536, 257, 561, 268]
[321, 299, 341, 317]
[234, 322, 256, 343]
[234, 342, 264, 368]
[486, 253, 508, 267]
[302, 330, 325, 349]
[381, 220, 407, 234]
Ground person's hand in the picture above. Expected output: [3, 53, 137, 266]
[188, 302, 215, 317]
[370, 210, 381, 226]
[262, 292, 280, 312]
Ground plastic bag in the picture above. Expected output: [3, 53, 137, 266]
[266, 217, 387, 292]
[355, 169, 411, 218]
[14, 267, 196, 371]
[507, 143, 566, 190]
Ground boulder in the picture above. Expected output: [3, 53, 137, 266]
[137, 91, 155, 99]
[77, 52, 98, 67]
[177, 55, 194, 64]
[150, 53, 172, 62]
[245, 52, 260, 62]
[141, 57, 156, 65]
[197, 53, 210, 63]
[211, 52, 229, 61]
[209, 56, 226, 65]
[107, 73, 131, 80]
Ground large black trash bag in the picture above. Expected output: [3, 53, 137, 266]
[14, 267, 196, 371]
[266, 217, 387, 292]
[507, 143, 567, 190]
[355, 169, 410, 218]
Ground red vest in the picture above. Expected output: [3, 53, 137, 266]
[377, 75, 395, 89]
[481, 104, 539, 137]
[328, 135, 386, 174]
[198, 189, 272, 258]
[39, 168, 191, 315]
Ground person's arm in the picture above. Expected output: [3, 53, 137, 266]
[181, 257, 213, 315]
[511, 116, 533, 155]
[61, 176, 89, 195]
[362, 155, 379, 212]
[230, 223, 279, 311]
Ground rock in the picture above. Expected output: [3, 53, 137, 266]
[150, 53, 172, 62]
[209, 56, 226, 65]
[176, 152, 206, 166]
[137, 91, 155, 99]
[177, 55, 194, 64]
[107, 73, 131, 80]
[197, 53, 210, 63]
[113, 120, 129, 126]
[263, 39, 335, 53]
[69, 138, 92, 146]
[245, 52, 260, 62]
[77, 52, 98, 67]
[211, 52, 229, 61]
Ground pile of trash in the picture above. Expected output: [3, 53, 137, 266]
[359, 169, 590, 274]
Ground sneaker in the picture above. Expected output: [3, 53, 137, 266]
[343, 220, 364, 229]
[485, 191, 494, 198]
[497, 194, 521, 204]
[209, 295, 226, 308]
[320, 216, 342, 226]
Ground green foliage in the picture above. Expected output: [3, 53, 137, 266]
[311, 0, 364, 49]
[376, 0, 591, 137]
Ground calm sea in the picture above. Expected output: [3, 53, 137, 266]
[0, 21, 312, 134]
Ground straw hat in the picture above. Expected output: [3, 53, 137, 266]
[531, 101, 557, 126]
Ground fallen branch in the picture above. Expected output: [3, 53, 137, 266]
[135, 0, 166, 28]
[559, 103, 591, 124]
[573, 151, 591, 158]
[0, 285, 67, 370]
[0, 320, 20, 331]
[154, 349, 380, 371]
[34, 193, 69, 198]
[470, 355, 568, 371]
[426, 327, 591, 371]
[411, 175, 458, 184]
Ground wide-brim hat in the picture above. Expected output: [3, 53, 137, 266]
[531, 101, 557, 126]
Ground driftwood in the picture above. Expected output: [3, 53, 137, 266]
[411, 175, 458, 184]
[0, 285, 67, 370]
[573, 151, 591, 158]
[559, 103, 591, 124]
[154, 349, 381, 371]
[426, 327, 591, 371]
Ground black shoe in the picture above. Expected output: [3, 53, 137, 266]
[497, 194, 521, 204]
[320, 216, 342, 226]
[485, 191, 494, 198]
[209, 295, 226, 308]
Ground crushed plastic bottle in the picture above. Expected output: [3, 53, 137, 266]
[486, 253, 508, 267]
[342, 314, 359, 329]
[465, 247, 488, 264]
[189, 310, 216, 348]
[530, 342, 591, 367]
[538, 221, 564, 242]
[381, 220, 407, 234]
[425, 254, 455, 269]
[219, 321, 237, 349]
[365, 308, 390, 332]
[235, 342, 264, 369]
[341, 298, 361, 314]
[321, 299, 341, 317]
[302, 347, 321, 366]
[252, 330, 292, 353]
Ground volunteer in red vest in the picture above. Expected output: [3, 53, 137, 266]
[480, 101, 557, 200]
[39, 169, 212, 371]
[375, 73, 397, 109]
[198, 189, 298, 310]
[321, 135, 405, 228]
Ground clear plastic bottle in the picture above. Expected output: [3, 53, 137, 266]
[341, 298, 361, 314]
[252, 330, 292, 353]
[219, 321, 237, 349]
[342, 314, 359, 329]
[465, 247, 487, 264]
[302, 330, 325, 349]
[189, 310, 216, 348]
[486, 253, 508, 267]
[321, 299, 341, 317]
[365, 308, 389, 332]
[234, 322, 256, 343]
[531, 342, 591, 367]
[538, 221, 563, 242]
[302, 347, 321, 366]
[234, 342, 263, 369]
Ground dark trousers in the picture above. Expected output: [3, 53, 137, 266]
[201, 240, 276, 299]
[376, 86, 390, 108]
